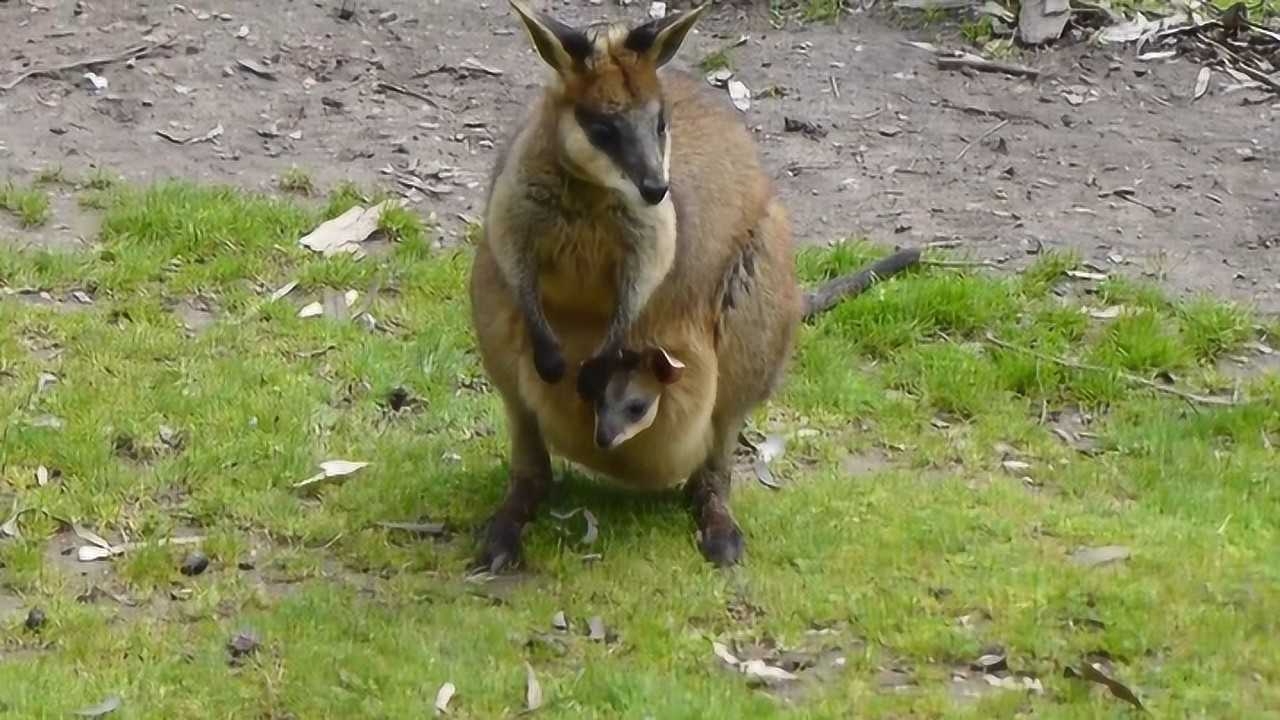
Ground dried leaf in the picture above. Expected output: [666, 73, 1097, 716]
[294, 459, 369, 488]
[740, 659, 799, 684]
[1194, 67, 1211, 100]
[236, 58, 277, 79]
[434, 681, 456, 714]
[581, 509, 599, 545]
[757, 434, 786, 464]
[753, 459, 782, 490]
[73, 695, 121, 718]
[1001, 459, 1032, 473]
[587, 616, 607, 642]
[1, 500, 24, 538]
[1066, 269, 1107, 281]
[298, 200, 402, 256]
[73, 524, 114, 550]
[551, 611, 568, 632]
[1069, 545, 1131, 568]
[1068, 660, 1144, 710]
[78, 545, 116, 562]
[1088, 305, 1125, 320]
[297, 301, 323, 318]
[270, 280, 298, 302]
[727, 79, 751, 112]
[524, 662, 543, 711]
[377, 521, 446, 537]
[713, 641, 742, 667]
[227, 629, 260, 658]
[648, 1, 667, 20]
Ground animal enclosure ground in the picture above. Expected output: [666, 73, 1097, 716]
[2, 0, 1279, 717]
[0, 179, 1277, 718]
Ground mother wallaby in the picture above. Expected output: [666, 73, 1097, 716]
[469, 1, 802, 569]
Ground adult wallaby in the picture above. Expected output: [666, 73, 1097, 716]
[470, 1, 802, 570]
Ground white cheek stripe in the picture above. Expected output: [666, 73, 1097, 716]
[662, 129, 672, 183]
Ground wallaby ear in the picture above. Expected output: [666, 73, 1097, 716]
[509, 0, 593, 75]
[624, 3, 708, 68]
[650, 347, 686, 385]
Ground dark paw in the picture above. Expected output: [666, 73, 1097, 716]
[576, 353, 612, 402]
[697, 519, 744, 568]
[532, 340, 566, 385]
[474, 514, 525, 574]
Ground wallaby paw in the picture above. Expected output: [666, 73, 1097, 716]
[697, 517, 744, 568]
[474, 514, 525, 574]
[576, 353, 612, 402]
[532, 341, 566, 385]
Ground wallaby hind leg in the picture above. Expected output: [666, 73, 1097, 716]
[683, 419, 745, 567]
[476, 404, 553, 573]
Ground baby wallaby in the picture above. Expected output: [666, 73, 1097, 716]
[491, 1, 708, 400]
[591, 346, 685, 450]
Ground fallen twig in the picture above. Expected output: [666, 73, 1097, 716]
[935, 55, 1041, 79]
[0, 41, 170, 92]
[983, 333, 1236, 406]
[803, 248, 922, 319]
[953, 119, 1009, 161]
[375, 81, 440, 108]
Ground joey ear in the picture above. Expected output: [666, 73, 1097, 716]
[509, 1, 593, 75]
[624, 3, 708, 68]
[650, 347, 686, 385]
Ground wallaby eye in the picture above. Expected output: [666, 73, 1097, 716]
[626, 400, 648, 420]
[657, 111, 667, 136]
[588, 121, 617, 146]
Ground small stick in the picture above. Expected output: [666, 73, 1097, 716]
[953, 119, 1009, 161]
[375, 81, 440, 108]
[0, 41, 169, 92]
[983, 333, 1236, 407]
[935, 55, 1040, 80]
[923, 258, 1002, 269]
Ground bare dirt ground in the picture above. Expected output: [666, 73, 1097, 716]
[2, 0, 1278, 310]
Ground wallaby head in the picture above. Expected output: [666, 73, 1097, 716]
[592, 346, 685, 450]
[508, 1, 707, 206]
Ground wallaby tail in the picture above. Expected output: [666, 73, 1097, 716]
[801, 247, 922, 320]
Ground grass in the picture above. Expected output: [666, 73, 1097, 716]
[279, 167, 316, 196]
[1, 183, 1279, 718]
[0, 182, 51, 228]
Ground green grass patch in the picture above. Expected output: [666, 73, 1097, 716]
[0, 181, 52, 227]
[1, 188, 1278, 718]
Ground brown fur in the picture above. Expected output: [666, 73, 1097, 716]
[470, 6, 801, 569]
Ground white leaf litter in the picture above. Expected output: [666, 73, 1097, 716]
[581, 509, 599, 545]
[741, 659, 800, 684]
[712, 641, 741, 666]
[648, 2, 667, 20]
[294, 459, 369, 488]
[1001, 459, 1032, 473]
[298, 199, 403, 256]
[73, 694, 122, 718]
[434, 682, 456, 714]
[551, 611, 568, 632]
[727, 80, 751, 113]
[524, 662, 543, 711]
[36, 465, 50, 486]
[270, 280, 299, 302]
[757, 434, 787, 464]
[297, 301, 324, 318]
[712, 640, 798, 685]
[75, 526, 205, 562]
[1193, 67, 1211, 100]
[83, 72, 109, 91]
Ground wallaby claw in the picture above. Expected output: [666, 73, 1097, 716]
[697, 520, 744, 567]
[474, 514, 525, 573]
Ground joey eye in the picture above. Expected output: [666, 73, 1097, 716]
[657, 112, 667, 136]
[625, 400, 648, 420]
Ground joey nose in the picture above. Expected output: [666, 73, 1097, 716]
[638, 180, 669, 205]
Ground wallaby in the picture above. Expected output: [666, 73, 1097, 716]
[470, 2, 828, 571]
[485, 0, 703, 402]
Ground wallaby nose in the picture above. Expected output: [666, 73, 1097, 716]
[639, 180, 668, 205]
